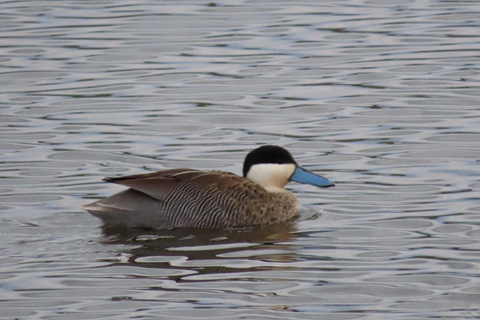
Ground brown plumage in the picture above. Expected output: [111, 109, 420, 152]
[82, 168, 299, 229]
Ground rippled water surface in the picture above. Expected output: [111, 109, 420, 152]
[1, 0, 480, 319]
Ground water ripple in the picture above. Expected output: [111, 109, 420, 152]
[1, 0, 480, 319]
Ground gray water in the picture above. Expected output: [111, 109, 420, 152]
[1, 0, 480, 319]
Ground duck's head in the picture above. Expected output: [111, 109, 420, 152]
[243, 145, 334, 191]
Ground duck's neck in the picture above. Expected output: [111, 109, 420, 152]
[265, 186, 289, 193]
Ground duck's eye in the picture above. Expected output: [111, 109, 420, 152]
[276, 157, 289, 164]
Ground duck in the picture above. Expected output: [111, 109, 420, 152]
[82, 145, 334, 229]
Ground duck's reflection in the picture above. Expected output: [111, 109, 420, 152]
[99, 222, 299, 276]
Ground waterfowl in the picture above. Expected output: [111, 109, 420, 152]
[82, 145, 334, 229]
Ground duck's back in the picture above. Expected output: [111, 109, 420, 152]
[82, 169, 299, 229]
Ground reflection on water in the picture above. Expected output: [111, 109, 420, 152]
[1, 0, 480, 319]
[101, 222, 298, 274]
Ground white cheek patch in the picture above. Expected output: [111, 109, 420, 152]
[246, 163, 296, 189]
